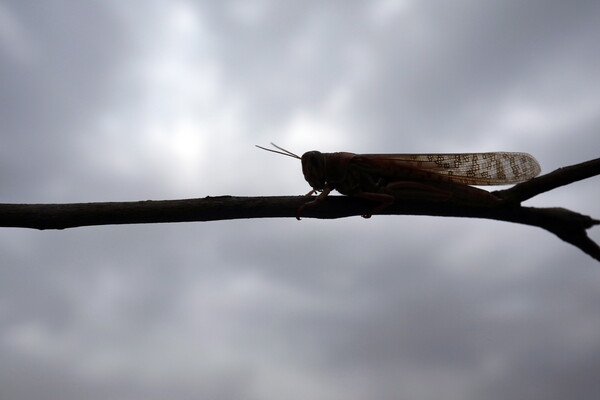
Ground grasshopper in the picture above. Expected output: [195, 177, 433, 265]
[256, 143, 541, 219]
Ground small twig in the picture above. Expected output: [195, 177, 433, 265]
[493, 157, 600, 203]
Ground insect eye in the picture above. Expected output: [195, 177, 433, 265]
[301, 151, 325, 189]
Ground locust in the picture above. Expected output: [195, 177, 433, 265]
[256, 143, 541, 219]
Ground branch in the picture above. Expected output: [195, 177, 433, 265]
[492, 157, 600, 203]
[0, 158, 598, 261]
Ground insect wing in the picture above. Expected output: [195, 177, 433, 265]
[356, 152, 541, 185]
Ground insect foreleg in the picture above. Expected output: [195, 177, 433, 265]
[296, 187, 332, 220]
[353, 191, 396, 218]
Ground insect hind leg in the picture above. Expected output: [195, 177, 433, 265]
[358, 181, 453, 218]
[385, 181, 453, 202]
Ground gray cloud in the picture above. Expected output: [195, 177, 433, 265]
[1, 1, 600, 399]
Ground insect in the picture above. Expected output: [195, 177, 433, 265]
[256, 143, 541, 219]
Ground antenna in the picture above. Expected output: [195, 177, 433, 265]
[255, 143, 301, 159]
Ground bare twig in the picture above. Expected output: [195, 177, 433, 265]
[0, 158, 598, 261]
[493, 157, 600, 203]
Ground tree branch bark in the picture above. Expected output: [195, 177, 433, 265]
[1, 158, 598, 261]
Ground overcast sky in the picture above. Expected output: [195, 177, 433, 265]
[1, 1, 600, 399]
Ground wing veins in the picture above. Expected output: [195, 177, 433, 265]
[356, 152, 541, 185]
